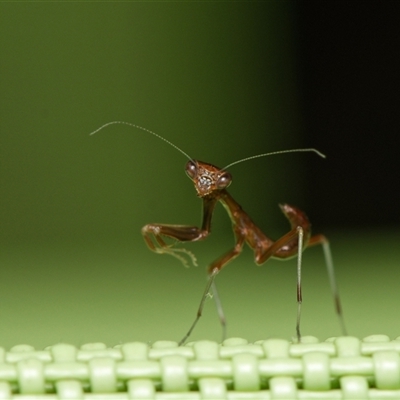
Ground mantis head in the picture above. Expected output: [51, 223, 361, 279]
[185, 160, 232, 197]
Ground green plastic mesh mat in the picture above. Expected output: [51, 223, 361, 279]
[2, 335, 400, 399]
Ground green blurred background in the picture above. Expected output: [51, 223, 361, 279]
[1, 2, 399, 349]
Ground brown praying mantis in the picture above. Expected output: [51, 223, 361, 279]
[90, 121, 347, 345]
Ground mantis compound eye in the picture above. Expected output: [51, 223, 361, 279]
[185, 160, 198, 179]
[216, 172, 232, 189]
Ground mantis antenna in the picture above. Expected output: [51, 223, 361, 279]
[89, 121, 326, 170]
[223, 148, 326, 170]
[89, 121, 193, 162]
[89, 121, 326, 169]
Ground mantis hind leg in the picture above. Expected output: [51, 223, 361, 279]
[253, 204, 347, 341]
[308, 234, 348, 336]
[255, 225, 306, 342]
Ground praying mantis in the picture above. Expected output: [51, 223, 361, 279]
[90, 121, 347, 345]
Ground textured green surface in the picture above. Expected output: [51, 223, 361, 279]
[2, 336, 400, 398]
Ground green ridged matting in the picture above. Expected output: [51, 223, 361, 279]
[2, 335, 400, 399]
